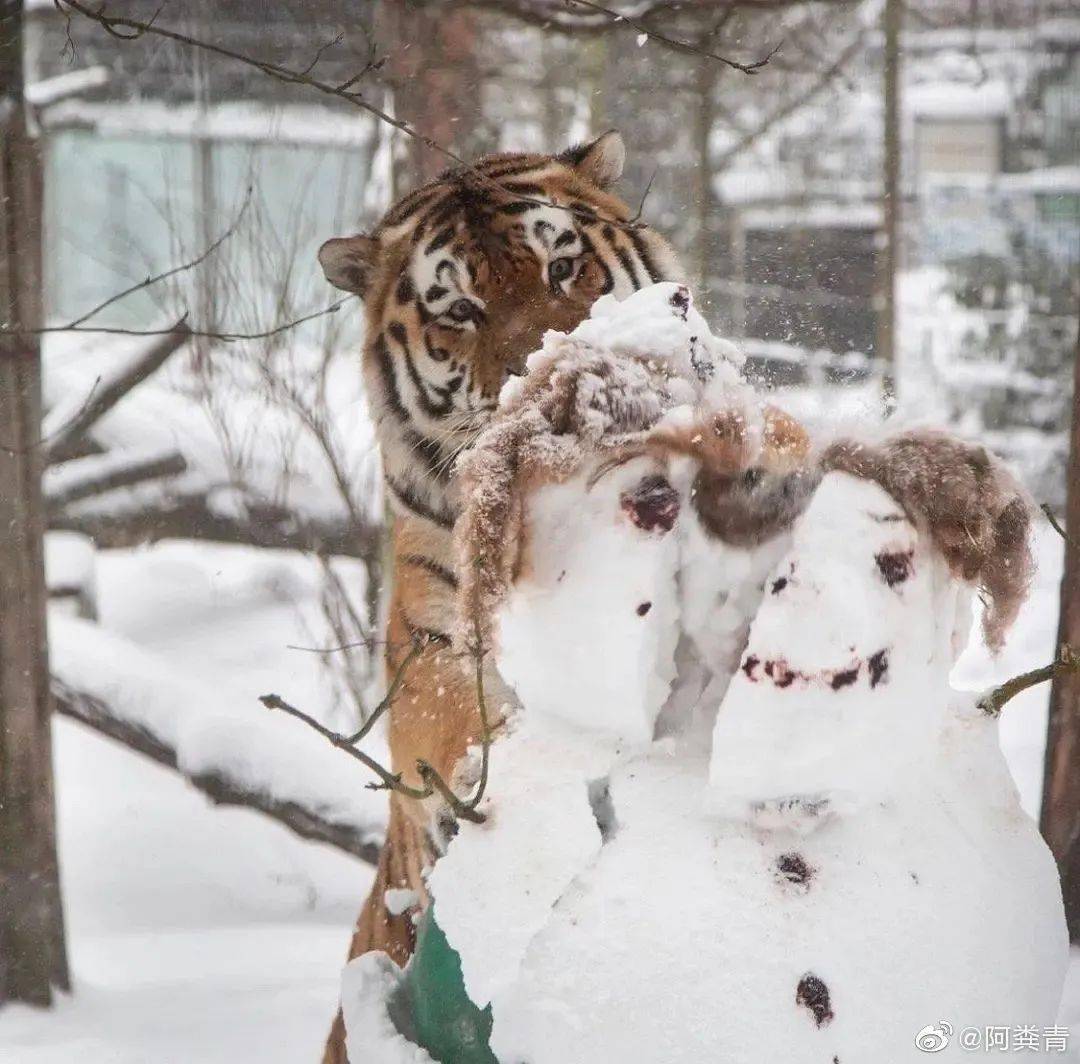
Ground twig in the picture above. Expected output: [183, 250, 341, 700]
[345, 637, 425, 746]
[61, 186, 252, 329]
[2, 299, 352, 341]
[52, 0, 696, 232]
[462, 604, 494, 815]
[978, 645, 1080, 717]
[562, 0, 779, 73]
[1042, 503, 1078, 551]
[259, 691, 431, 800]
[260, 634, 490, 825]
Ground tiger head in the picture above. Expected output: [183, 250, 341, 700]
[319, 131, 682, 519]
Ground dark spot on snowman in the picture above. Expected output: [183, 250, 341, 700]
[636, 601, 652, 617]
[669, 286, 690, 319]
[742, 654, 760, 680]
[620, 475, 680, 534]
[770, 576, 788, 595]
[830, 665, 859, 690]
[910, 871, 920, 885]
[776, 852, 814, 887]
[875, 548, 913, 588]
[765, 659, 797, 688]
[868, 648, 889, 688]
[796, 973, 834, 1028]
[557, 570, 567, 583]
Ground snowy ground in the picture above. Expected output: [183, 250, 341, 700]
[0, 517, 1076, 1061]
[0, 542, 379, 1064]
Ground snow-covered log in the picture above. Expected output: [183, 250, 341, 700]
[43, 446, 187, 509]
[42, 327, 189, 464]
[48, 478, 378, 559]
[49, 615, 385, 865]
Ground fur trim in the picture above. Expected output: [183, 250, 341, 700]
[821, 430, 1034, 651]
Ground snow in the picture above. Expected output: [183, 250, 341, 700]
[907, 80, 1011, 119]
[707, 473, 970, 818]
[0, 540, 387, 1061]
[343, 285, 1071, 1062]
[42, 100, 380, 149]
[495, 464, 681, 743]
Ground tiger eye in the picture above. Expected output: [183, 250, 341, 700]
[548, 257, 575, 284]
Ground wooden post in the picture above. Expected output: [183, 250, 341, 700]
[1040, 318, 1080, 941]
[0, 1, 70, 1007]
[876, 0, 901, 408]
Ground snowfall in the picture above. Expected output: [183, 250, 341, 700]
[3, 290, 1080, 1062]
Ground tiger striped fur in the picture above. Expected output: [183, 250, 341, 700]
[317, 131, 683, 1063]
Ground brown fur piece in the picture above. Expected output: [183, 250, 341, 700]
[456, 335, 686, 652]
[821, 429, 1034, 651]
[650, 406, 816, 549]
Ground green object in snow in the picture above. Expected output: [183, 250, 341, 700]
[399, 906, 498, 1064]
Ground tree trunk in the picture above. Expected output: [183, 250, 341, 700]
[1040, 318, 1080, 941]
[0, 2, 69, 1006]
[381, 1, 482, 192]
[876, 0, 900, 407]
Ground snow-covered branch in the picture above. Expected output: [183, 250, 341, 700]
[43, 447, 187, 509]
[42, 328, 190, 463]
[48, 479, 380, 561]
[49, 615, 388, 865]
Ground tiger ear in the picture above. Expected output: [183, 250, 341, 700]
[560, 130, 625, 188]
[318, 234, 380, 296]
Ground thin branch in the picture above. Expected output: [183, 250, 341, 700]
[61, 185, 252, 330]
[52, 0, 720, 232]
[979, 645, 1080, 717]
[345, 637, 426, 747]
[1043, 502, 1078, 552]
[3, 298, 352, 342]
[259, 691, 431, 799]
[562, 0, 779, 73]
[712, 23, 867, 170]
[260, 633, 489, 824]
[462, 607, 494, 814]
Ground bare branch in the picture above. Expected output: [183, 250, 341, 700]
[1043, 502, 1078, 551]
[3, 298, 352, 342]
[42, 327, 190, 463]
[261, 634, 490, 826]
[558, 0, 779, 73]
[53, 678, 382, 865]
[48, 480, 382, 561]
[61, 185, 252, 330]
[44, 446, 186, 509]
[979, 645, 1080, 717]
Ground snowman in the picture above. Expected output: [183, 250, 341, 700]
[340, 284, 1067, 1064]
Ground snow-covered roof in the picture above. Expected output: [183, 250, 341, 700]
[40, 99, 378, 148]
[907, 81, 1011, 120]
[742, 202, 881, 232]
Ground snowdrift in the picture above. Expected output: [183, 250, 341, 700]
[341, 284, 1067, 1064]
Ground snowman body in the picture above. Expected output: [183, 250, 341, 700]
[427, 470, 1068, 1064]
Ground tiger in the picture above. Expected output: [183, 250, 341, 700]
[316, 130, 683, 1063]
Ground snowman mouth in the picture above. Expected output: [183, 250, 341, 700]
[739, 650, 890, 691]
